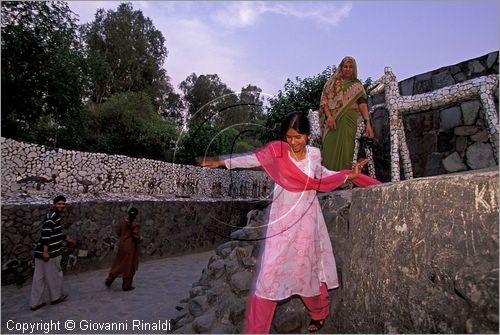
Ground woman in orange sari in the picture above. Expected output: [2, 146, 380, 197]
[319, 56, 374, 171]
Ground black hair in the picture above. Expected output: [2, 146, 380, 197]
[53, 195, 66, 203]
[128, 207, 138, 217]
[280, 111, 310, 140]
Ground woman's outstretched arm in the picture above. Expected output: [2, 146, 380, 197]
[197, 153, 261, 169]
[197, 157, 224, 168]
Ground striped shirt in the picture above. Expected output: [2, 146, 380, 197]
[34, 211, 65, 259]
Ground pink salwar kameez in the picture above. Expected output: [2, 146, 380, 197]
[223, 141, 380, 333]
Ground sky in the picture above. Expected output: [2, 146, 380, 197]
[67, 0, 499, 98]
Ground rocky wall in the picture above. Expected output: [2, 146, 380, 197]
[172, 167, 498, 334]
[1, 198, 268, 286]
[0, 137, 271, 199]
[341, 167, 499, 334]
[369, 51, 499, 181]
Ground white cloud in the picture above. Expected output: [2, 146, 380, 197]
[161, 18, 245, 90]
[211, 2, 267, 28]
[211, 1, 353, 28]
[68, 1, 316, 95]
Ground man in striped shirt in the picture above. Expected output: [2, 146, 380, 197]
[30, 195, 76, 311]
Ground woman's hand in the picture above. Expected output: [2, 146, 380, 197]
[326, 115, 336, 129]
[364, 122, 374, 138]
[197, 156, 223, 169]
[347, 158, 369, 180]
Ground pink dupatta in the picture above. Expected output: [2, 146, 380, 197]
[254, 141, 381, 192]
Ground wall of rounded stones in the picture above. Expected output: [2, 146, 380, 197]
[369, 51, 499, 181]
[0, 137, 272, 199]
[1, 199, 266, 285]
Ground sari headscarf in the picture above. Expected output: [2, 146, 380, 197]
[254, 140, 381, 192]
[319, 56, 367, 139]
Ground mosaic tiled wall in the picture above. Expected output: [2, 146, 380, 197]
[367, 51, 499, 181]
[1, 137, 272, 200]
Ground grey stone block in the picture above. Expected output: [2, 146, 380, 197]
[345, 169, 499, 333]
[189, 295, 208, 317]
[461, 100, 481, 126]
[470, 130, 490, 143]
[468, 60, 486, 75]
[442, 152, 467, 172]
[229, 271, 253, 295]
[432, 71, 455, 89]
[466, 142, 496, 169]
[486, 52, 498, 69]
[192, 312, 215, 333]
[440, 107, 462, 130]
[454, 126, 480, 136]
[400, 78, 414, 96]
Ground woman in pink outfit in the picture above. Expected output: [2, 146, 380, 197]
[199, 112, 378, 333]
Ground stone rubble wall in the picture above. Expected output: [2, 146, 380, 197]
[369, 51, 499, 181]
[1, 198, 267, 286]
[0, 137, 272, 199]
[172, 168, 498, 334]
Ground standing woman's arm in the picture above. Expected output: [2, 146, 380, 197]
[359, 102, 374, 138]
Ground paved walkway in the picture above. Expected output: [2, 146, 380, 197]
[1, 250, 214, 334]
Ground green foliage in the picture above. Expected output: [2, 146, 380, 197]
[137, 116, 179, 162]
[81, 3, 182, 120]
[83, 91, 179, 161]
[1, 1, 86, 140]
[22, 115, 59, 147]
[179, 73, 236, 128]
[215, 84, 266, 129]
[179, 74, 267, 160]
[56, 108, 94, 151]
[263, 66, 336, 141]
[175, 123, 263, 165]
[3, 1, 376, 166]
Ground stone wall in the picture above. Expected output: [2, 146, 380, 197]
[339, 167, 499, 333]
[0, 137, 271, 199]
[1, 198, 268, 285]
[369, 51, 499, 181]
[172, 167, 498, 334]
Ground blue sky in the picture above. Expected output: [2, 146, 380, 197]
[68, 1, 499, 98]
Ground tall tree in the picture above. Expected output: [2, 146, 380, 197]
[216, 84, 266, 129]
[85, 91, 179, 161]
[1, 1, 85, 142]
[179, 73, 236, 128]
[81, 3, 180, 117]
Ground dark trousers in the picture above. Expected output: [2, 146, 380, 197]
[105, 275, 134, 290]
